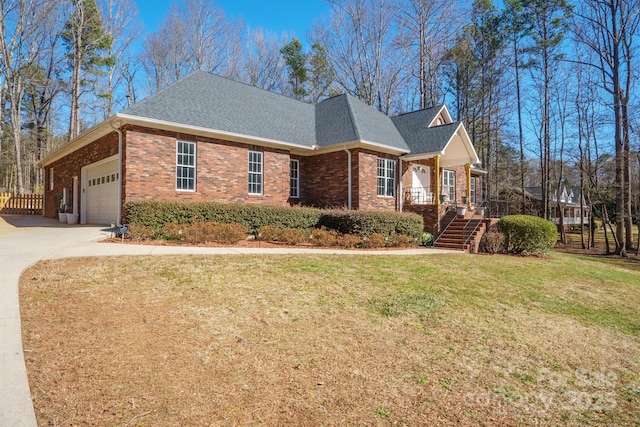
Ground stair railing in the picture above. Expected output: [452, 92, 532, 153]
[433, 206, 457, 244]
[462, 214, 484, 251]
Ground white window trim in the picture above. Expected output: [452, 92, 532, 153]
[248, 150, 263, 195]
[290, 159, 300, 198]
[442, 169, 455, 202]
[49, 167, 54, 191]
[377, 158, 396, 198]
[176, 140, 196, 192]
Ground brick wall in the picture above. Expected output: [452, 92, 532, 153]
[299, 151, 348, 208]
[124, 126, 291, 206]
[43, 132, 119, 217]
[45, 125, 478, 219]
[355, 149, 397, 211]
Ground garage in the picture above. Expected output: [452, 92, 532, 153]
[83, 157, 119, 225]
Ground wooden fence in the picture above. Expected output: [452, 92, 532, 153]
[0, 192, 43, 215]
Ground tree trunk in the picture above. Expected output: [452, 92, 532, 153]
[69, 1, 85, 140]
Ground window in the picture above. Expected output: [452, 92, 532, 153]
[49, 167, 54, 191]
[290, 159, 299, 198]
[442, 170, 455, 202]
[176, 140, 196, 191]
[470, 177, 477, 203]
[248, 150, 263, 194]
[377, 158, 396, 197]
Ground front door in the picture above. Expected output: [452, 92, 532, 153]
[411, 166, 431, 204]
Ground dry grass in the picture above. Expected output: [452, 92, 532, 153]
[20, 253, 640, 426]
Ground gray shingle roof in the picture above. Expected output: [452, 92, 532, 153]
[122, 70, 317, 147]
[315, 94, 409, 151]
[391, 111, 461, 154]
[120, 71, 465, 156]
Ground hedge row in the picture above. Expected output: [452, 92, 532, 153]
[124, 200, 424, 240]
[317, 210, 423, 240]
[124, 200, 322, 234]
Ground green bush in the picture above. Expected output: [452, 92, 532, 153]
[124, 200, 423, 246]
[317, 210, 423, 240]
[497, 215, 557, 255]
[420, 232, 434, 246]
[124, 200, 322, 235]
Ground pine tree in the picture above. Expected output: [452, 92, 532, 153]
[62, 0, 114, 139]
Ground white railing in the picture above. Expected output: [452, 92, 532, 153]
[551, 216, 589, 225]
[405, 187, 434, 204]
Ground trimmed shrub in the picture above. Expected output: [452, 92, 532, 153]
[337, 234, 362, 249]
[388, 234, 414, 248]
[309, 228, 339, 247]
[497, 215, 557, 255]
[479, 231, 505, 254]
[279, 228, 307, 245]
[361, 233, 387, 249]
[317, 210, 423, 240]
[160, 221, 247, 244]
[161, 222, 183, 241]
[209, 223, 248, 244]
[124, 200, 322, 235]
[258, 226, 282, 242]
[127, 222, 155, 241]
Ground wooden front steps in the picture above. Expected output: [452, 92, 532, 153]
[434, 217, 485, 252]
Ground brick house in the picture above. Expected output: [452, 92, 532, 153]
[39, 70, 482, 230]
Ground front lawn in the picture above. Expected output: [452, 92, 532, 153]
[20, 252, 640, 426]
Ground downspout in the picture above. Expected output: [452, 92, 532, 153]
[111, 120, 123, 225]
[399, 157, 403, 212]
[343, 146, 352, 210]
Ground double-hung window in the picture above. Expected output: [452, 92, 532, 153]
[442, 169, 455, 202]
[290, 159, 299, 198]
[470, 176, 477, 204]
[377, 158, 396, 197]
[248, 150, 263, 194]
[176, 140, 196, 191]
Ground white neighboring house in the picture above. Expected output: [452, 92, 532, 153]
[526, 186, 590, 228]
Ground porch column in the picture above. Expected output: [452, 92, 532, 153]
[465, 163, 471, 206]
[434, 155, 440, 204]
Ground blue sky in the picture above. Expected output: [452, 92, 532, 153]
[135, 0, 330, 41]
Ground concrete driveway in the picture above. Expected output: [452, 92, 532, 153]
[0, 214, 458, 426]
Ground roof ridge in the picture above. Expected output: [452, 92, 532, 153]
[343, 94, 361, 142]
[392, 104, 445, 118]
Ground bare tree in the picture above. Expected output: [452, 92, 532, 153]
[96, 0, 141, 118]
[0, 0, 61, 193]
[575, 0, 640, 256]
[312, 0, 406, 114]
[523, 0, 571, 221]
[396, 0, 462, 109]
[239, 28, 288, 92]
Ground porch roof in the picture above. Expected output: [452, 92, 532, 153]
[393, 119, 481, 166]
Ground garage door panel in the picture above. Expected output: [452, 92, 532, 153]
[86, 160, 119, 225]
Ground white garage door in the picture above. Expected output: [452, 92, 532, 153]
[86, 160, 119, 225]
